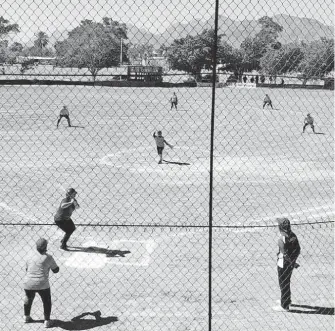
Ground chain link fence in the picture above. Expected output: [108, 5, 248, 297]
[0, 0, 334, 330]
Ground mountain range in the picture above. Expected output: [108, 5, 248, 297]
[48, 14, 333, 50]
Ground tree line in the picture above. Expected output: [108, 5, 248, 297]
[0, 15, 333, 84]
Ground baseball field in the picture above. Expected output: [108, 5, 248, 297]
[0, 85, 333, 330]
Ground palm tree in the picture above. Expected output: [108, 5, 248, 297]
[34, 31, 49, 54]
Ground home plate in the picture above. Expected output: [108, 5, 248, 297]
[64, 239, 156, 269]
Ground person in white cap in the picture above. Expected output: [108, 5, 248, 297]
[54, 188, 80, 250]
[274, 218, 301, 311]
[23, 238, 59, 328]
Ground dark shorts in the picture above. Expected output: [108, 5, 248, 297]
[157, 147, 164, 154]
[59, 115, 70, 120]
[55, 218, 76, 234]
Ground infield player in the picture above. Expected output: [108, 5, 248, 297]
[54, 188, 80, 250]
[302, 113, 315, 133]
[56, 105, 71, 128]
[263, 94, 273, 109]
[275, 218, 301, 311]
[170, 92, 178, 110]
[153, 130, 173, 164]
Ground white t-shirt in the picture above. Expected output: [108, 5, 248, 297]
[277, 236, 285, 268]
[23, 252, 58, 290]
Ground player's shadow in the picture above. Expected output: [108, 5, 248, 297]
[68, 246, 131, 257]
[163, 159, 191, 166]
[53, 311, 118, 330]
[289, 304, 334, 315]
[70, 125, 85, 128]
[314, 132, 325, 135]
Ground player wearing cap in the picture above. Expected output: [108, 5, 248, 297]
[302, 113, 315, 133]
[23, 238, 59, 328]
[275, 218, 301, 311]
[153, 130, 173, 164]
[54, 188, 80, 250]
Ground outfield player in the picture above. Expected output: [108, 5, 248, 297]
[263, 94, 273, 109]
[302, 113, 315, 133]
[275, 218, 301, 311]
[54, 188, 80, 250]
[23, 238, 59, 328]
[153, 130, 173, 164]
[170, 92, 178, 110]
[56, 105, 71, 128]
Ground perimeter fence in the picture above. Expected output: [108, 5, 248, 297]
[0, 0, 334, 331]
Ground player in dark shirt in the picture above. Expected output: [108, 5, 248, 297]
[263, 94, 273, 109]
[54, 188, 80, 250]
[276, 217, 301, 311]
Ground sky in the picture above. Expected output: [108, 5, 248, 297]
[1, 0, 334, 43]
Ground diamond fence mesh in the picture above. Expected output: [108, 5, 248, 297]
[0, 0, 334, 330]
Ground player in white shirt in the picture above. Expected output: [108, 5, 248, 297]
[153, 130, 173, 164]
[23, 238, 59, 328]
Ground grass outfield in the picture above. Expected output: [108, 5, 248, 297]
[0, 85, 333, 330]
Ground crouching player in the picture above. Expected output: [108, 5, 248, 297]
[302, 113, 316, 133]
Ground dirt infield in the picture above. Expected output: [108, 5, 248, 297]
[0, 85, 333, 330]
[0, 223, 333, 331]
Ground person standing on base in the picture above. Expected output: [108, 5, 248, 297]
[23, 238, 59, 328]
[170, 92, 178, 110]
[302, 113, 316, 133]
[54, 188, 80, 250]
[56, 105, 71, 128]
[275, 218, 301, 312]
[263, 94, 273, 109]
[153, 130, 173, 164]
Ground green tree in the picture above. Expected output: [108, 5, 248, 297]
[128, 43, 154, 63]
[34, 31, 49, 52]
[55, 18, 128, 81]
[260, 43, 303, 76]
[166, 29, 230, 79]
[0, 16, 19, 63]
[298, 38, 334, 84]
[0, 16, 19, 40]
[240, 16, 283, 70]
[9, 42, 23, 53]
